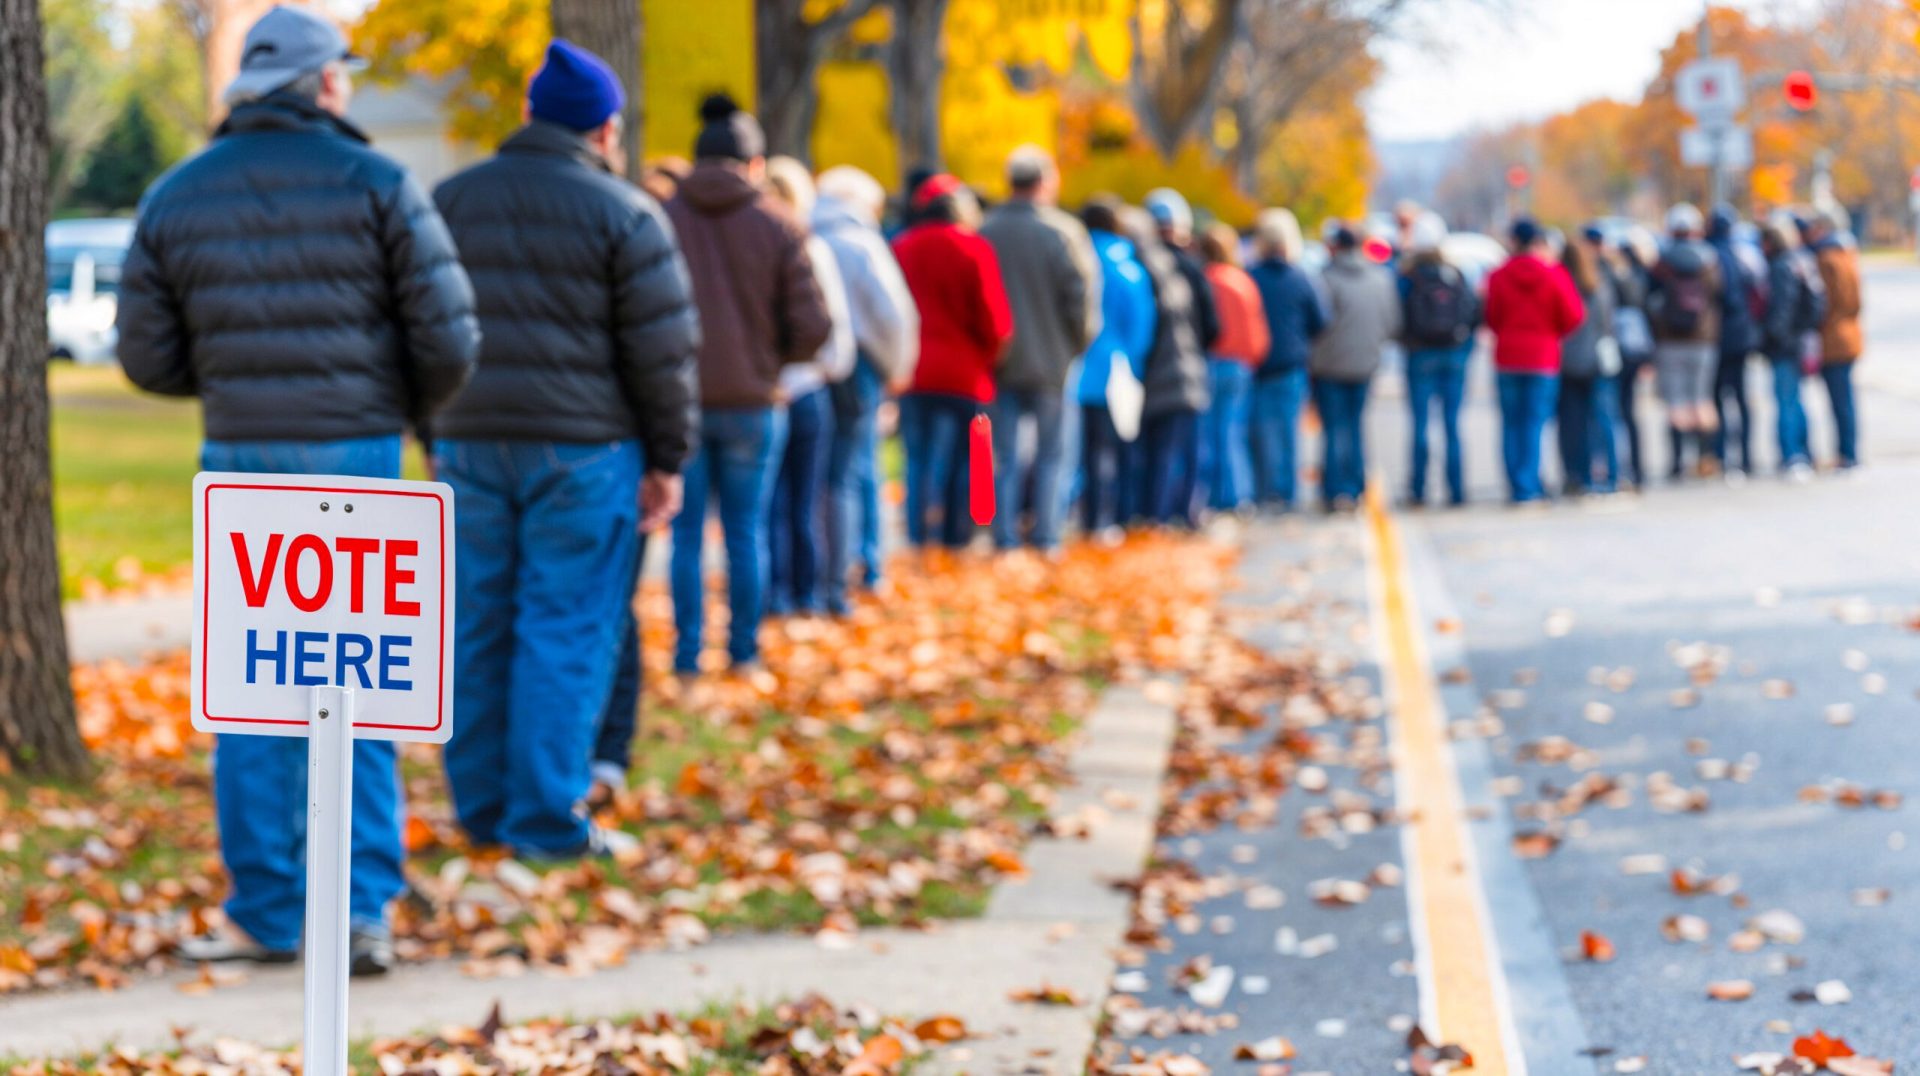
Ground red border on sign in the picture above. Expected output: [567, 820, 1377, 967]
[200, 482, 447, 734]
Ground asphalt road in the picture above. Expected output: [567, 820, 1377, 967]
[1115, 259, 1920, 1074]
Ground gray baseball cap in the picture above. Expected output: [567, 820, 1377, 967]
[223, 5, 366, 106]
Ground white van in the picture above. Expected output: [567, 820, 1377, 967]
[47, 218, 136, 364]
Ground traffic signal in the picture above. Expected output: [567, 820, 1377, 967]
[1784, 70, 1817, 112]
[1506, 165, 1531, 190]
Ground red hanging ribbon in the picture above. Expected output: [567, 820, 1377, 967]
[969, 413, 995, 526]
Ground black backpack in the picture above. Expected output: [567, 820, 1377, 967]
[1791, 257, 1827, 337]
[1404, 263, 1476, 348]
[1656, 243, 1713, 337]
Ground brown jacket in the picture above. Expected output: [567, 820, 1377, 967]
[666, 162, 832, 408]
[1815, 240, 1863, 363]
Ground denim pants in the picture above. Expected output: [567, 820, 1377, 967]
[901, 392, 980, 549]
[1197, 358, 1254, 512]
[1141, 409, 1200, 526]
[770, 388, 834, 615]
[989, 388, 1068, 550]
[1820, 361, 1859, 466]
[1404, 346, 1470, 504]
[1616, 356, 1651, 486]
[593, 532, 645, 781]
[1711, 350, 1753, 472]
[1310, 377, 1370, 504]
[1768, 357, 1810, 468]
[436, 438, 641, 855]
[825, 358, 883, 613]
[1497, 371, 1559, 503]
[200, 436, 406, 949]
[1557, 375, 1619, 493]
[671, 406, 787, 671]
[1250, 368, 1308, 508]
[1078, 404, 1135, 533]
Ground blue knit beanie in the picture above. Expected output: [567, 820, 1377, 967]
[528, 40, 624, 132]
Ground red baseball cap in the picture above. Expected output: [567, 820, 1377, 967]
[911, 173, 966, 212]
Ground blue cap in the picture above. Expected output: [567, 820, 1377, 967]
[528, 40, 624, 132]
[1510, 216, 1541, 248]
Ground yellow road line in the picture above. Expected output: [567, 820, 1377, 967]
[1362, 485, 1515, 1074]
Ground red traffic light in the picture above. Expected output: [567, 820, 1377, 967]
[1784, 70, 1817, 112]
[1506, 165, 1531, 190]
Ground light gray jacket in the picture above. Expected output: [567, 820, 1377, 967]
[1310, 252, 1402, 383]
[812, 195, 920, 384]
[980, 198, 1101, 394]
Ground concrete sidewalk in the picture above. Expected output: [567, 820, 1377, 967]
[0, 685, 1176, 1072]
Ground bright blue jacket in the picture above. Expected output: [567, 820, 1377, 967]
[1247, 256, 1328, 376]
[1074, 230, 1158, 406]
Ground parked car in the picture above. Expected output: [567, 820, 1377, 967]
[47, 218, 135, 364]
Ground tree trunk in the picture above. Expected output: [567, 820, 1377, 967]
[756, 2, 819, 162]
[197, 0, 271, 127]
[0, 0, 88, 779]
[887, 0, 948, 185]
[552, 0, 645, 177]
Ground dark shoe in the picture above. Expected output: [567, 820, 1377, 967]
[176, 922, 297, 965]
[349, 925, 393, 977]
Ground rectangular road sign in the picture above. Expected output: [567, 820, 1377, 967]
[1681, 125, 1752, 170]
[191, 472, 456, 744]
[1676, 57, 1746, 122]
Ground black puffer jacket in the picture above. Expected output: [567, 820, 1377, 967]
[118, 94, 479, 441]
[432, 123, 700, 472]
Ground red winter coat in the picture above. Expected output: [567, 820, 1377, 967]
[1483, 253, 1585, 374]
[892, 222, 1014, 403]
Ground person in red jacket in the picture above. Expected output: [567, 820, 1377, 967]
[1483, 217, 1584, 504]
[892, 175, 1014, 548]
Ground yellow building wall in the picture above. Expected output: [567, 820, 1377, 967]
[643, 0, 755, 162]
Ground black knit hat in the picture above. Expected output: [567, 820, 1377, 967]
[693, 93, 765, 162]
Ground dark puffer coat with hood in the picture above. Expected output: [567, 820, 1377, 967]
[664, 161, 833, 409]
[118, 94, 479, 441]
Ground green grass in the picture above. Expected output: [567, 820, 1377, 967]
[47, 365, 427, 599]
[48, 365, 201, 598]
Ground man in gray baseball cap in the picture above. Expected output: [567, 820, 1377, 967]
[223, 4, 366, 106]
[119, 2, 478, 977]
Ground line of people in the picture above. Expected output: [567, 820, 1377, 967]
[112, 12, 1870, 978]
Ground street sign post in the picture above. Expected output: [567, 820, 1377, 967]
[1677, 57, 1746, 122]
[192, 472, 455, 1075]
[1680, 125, 1752, 170]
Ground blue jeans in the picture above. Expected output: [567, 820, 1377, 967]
[200, 435, 407, 948]
[1557, 376, 1620, 493]
[1078, 404, 1135, 533]
[1497, 371, 1559, 502]
[990, 388, 1068, 550]
[901, 393, 980, 549]
[826, 358, 883, 614]
[1405, 346, 1470, 504]
[1711, 350, 1753, 473]
[593, 532, 644, 779]
[436, 439, 641, 855]
[1311, 377, 1370, 504]
[1142, 409, 1199, 526]
[1250, 368, 1308, 508]
[1197, 359, 1254, 511]
[671, 407, 787, 671]
[770, 388, 834, 615]
[1820, 362, 1858, 467]
[1768, 357, 1810, 467]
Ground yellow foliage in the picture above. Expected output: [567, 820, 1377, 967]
[1257, 102, 1371, 231]
[643, 0, 755, 161]
[1062, 141, 1259, 229]
[814, 61, 898, 185]
[353, 0, 546, 146]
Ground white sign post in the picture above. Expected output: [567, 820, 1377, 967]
[192, 472, 455, 1075]
[1676, 57, 1746, 123]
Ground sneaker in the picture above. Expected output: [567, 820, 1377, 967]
[1785, 462, 1814, 484]
[585, 824, 640, 858]
[349, 925, 394, 977]
[176, 921, 297, 965]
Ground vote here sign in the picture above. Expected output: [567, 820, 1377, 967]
[191, 473, 456, 744]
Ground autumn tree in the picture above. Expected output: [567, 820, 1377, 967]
[756, 0, 883, 161]
[1130, 0, 1245, 159]
[0, 0, 88, 778]
[43, 0, 119, 206]
[552, 0, 644, 176]
[165, 0, 272, 125]
[887, 0, 951, 180]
